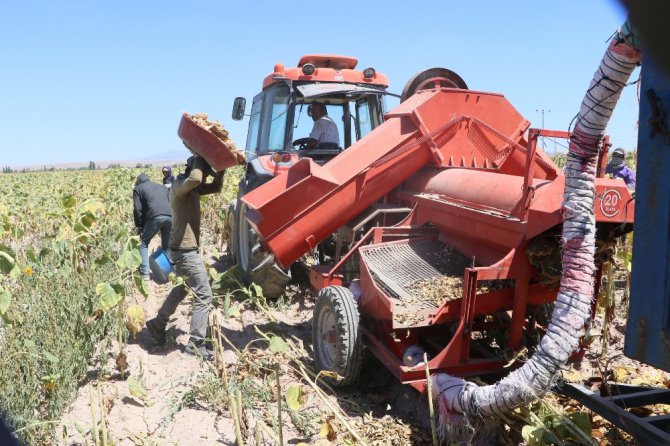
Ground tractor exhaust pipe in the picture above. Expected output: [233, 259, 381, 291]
[431, 19, 642, 441]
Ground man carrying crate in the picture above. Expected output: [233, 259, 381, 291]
[145, 156, 223, 359]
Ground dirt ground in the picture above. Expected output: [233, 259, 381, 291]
[58, 242, 670, 445]
[60, 277, 238, 445]
[58, 246, 433, 446]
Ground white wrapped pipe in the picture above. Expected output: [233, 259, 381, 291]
[431, 19, 642, 441]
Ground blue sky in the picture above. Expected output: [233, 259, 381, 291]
[1, 0, 634, 167]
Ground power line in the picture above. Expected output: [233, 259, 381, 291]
[536, 109, 551, 151]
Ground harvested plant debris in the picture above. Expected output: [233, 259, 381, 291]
[190, 112, 246, 164]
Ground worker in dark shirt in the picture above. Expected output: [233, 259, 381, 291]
[0, 416, 19, 446]
[133, 173, 172, 280]
[162, 166, 175, 188]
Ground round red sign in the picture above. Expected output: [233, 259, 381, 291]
[600, 189, 622, 218]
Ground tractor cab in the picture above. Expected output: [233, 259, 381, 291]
[228, 55, 391, 299]
[233, 55, 390, 169]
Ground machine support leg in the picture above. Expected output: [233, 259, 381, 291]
[515, 129, 539, 220]
[509, 268, 530, 350]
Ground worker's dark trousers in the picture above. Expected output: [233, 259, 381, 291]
[155, 249, 212, 344]
[139, 214, 172, 276]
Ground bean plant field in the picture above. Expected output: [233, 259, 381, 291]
[0, 168, 133, 444]
[0, 166, 235, 445]
[0, 154, 666, 446]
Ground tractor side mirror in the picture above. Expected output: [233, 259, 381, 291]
[232, 97, 246, 121]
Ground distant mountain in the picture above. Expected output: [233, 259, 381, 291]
[136, 149, 191, 162]
[10, 148, 193, 172]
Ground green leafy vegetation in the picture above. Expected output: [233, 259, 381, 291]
[0, 165, 242, 444]
[550, 149, 637, 170]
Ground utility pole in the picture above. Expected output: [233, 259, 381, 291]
[536, 109, 551, 150]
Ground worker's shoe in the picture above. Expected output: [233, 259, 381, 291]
[184, 341, 213, 360]
[145, 318, 166, 346]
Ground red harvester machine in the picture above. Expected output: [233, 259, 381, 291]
[236, 58, 634, 391]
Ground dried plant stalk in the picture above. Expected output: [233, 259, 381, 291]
[425, 353, 438, 446]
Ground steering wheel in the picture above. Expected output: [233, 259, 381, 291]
[292, 137, 312, 150]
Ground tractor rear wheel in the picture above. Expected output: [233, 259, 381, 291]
[312, 286, 362, 387]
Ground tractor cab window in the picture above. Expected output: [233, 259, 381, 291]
[254, 83, 291, 156]
[355, 97, 375, 140]
[357, 95, 385, 141]
[292, 102, 344, 149]
[291, 93, 384, 150]
[245, 92, 263, 156]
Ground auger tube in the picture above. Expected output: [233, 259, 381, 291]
[431, 18, 643, 440]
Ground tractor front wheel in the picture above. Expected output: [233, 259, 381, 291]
[224, 199, 237, 258]
[234, 199, 290, 299]
[312, 286, 362, 387]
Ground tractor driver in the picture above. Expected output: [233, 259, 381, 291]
[292, 102, 340, 150]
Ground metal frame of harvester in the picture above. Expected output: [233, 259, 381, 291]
[238, 60, 634, 392]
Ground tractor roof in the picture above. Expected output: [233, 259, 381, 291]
[262, 54, 389, 89]
[298, 54, 358, 70]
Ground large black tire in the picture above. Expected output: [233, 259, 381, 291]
[312, 286, 362, 387]
[400, 67, 468, 102]
[224, 199, 237, 258]
[234, 176, 291, 299]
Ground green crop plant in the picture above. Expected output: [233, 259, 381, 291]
[550, 149, 637, 172]
[0, 164, 239, 444]
[0, 170, 123, 444]
[551, 152, 566, 169]
[199, 165, 242, 249]
[0, 170, 150, 442]
[513, 398, 594, 446]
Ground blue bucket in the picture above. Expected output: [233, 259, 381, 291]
[149, 249, 174, 284]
